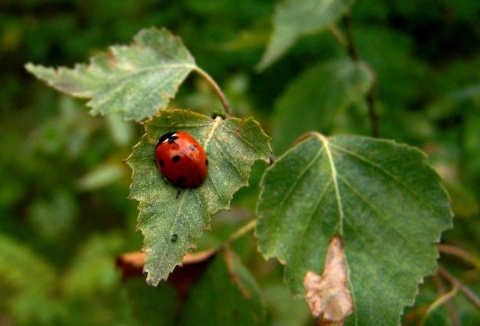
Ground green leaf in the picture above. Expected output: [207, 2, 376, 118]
[0, 233, 56, 292]
[126, 109, 271, 286]
[28, 190, 78, 240]
[178, 249, 265, 325]
[124, 279, 177, 326]
[25, 28, 196, 121]
[256, 134, 453, 324]
[63, 233, 124, 298]
[257, 0, 354, 70]
[0, 233, 60, 324]
[272, 59, 374, 154]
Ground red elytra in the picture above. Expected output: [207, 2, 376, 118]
[154, 131, 208, 188]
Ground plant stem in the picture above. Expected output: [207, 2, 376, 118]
[433, 274, 460, 326]
[437, 244, 480, 270]
[421, 285, 458, 326]
[343, 14, 359, 62]
[226, 219, 257, 245]
[437, 265, 480, 310]
[366, 76, 380, 137]
[342, 13, 380, 138]
[194, 66, 234, 117]
[329, 25, 347, 48]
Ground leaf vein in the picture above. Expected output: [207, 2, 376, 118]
[331, 144, 441, 218]
[320, 135, 345, 233]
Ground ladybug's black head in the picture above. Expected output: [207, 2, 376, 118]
[158, 131, 178, 145]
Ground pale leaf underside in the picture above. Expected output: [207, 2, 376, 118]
[26, 28, 195, 121]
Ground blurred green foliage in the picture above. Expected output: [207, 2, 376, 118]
[1, 0, 480, 324]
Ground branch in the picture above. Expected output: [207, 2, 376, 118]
[366, 75, 380, 137]
[226, 219, 256, 245]
[437, 244, 480, 269]
[342, 14, 359, 62]
[421, 284, 457, 326]
[437, 265, 480, 310]
[342, 13, 380, 138]
[433, 274, 460, 326]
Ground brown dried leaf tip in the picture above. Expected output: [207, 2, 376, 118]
[303, 236, 353, 326]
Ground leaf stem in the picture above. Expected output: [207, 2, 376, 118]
[342, 14, 359, 62]
[366, 74, 380, 138]
[342, 13, 380, 138]
[437, 244, 480, 269]
[193, 66, 234, 118]
[433, 274, 461, 326]
[329, 25, 347, 48]
[420, 286, 458, 326]
[437, 265, 480, 310]
[226, 219, 257, 245]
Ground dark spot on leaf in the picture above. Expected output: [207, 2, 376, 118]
[205, 159, 208, 166]
[172, 155, 181, 163]
[177, 176, 186, 184]
[189, 144, 196, 151]
[171, 234, 178, 243]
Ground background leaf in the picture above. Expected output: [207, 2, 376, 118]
[256, 134, 453, 324]
[25, 28, 195, 121]
[178, 249, 265, 325]
[127, 109, 270, 286]
[272, 58, 374, 154]
[124, 279, 177, 326]
[0, 233, 60, 324]
[257, 0, 354, 70]
[0, 232, 56, 293]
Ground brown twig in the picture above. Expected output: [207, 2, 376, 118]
[342, 14, 359, 62]
[437, 265, 480, 310]
[342, 13, 380, 138]
[437, 244, 480, 269]
[434, 273, 460, 326]
[366, 76, 380, 137]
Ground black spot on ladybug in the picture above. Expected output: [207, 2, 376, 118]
[168, 134, 179, 144]
[177, 176, 186, 184]
[189, 144, 196, 151]
[205, 159, 208, 166]
[171, 234, 178, 243]
[172, 155, 181, 163]
[159, 159, 165, 166]
[158, 131, 177, 144]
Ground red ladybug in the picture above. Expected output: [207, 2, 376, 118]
[154, 131, 208, 188]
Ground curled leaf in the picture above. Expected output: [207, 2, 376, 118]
[304, 236, 353, 325]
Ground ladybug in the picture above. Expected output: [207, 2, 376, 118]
[154, 131, 208, 188]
